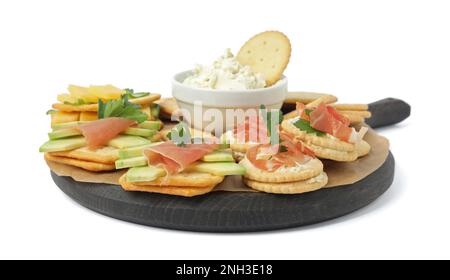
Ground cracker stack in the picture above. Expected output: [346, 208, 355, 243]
[119, 172, 224, 197]
[44, 85, 163, 171]
[51, 86, 161, 126]
[240, 156, 328, 194]
[282, 91, 372, 125]
[281, 92, 372, 162]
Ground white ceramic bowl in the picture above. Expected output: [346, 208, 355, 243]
[172, 70, 288, 135]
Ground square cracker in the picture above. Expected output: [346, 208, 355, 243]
[49, 146, 119, 164]
[130, 172, 224, 188]
[79, 111, 98, 121]
[44, 153, 116, 172]
[119, 175, 215, 197]
[155, 97, 178, 115]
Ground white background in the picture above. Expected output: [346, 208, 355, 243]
[0, 0, 449, 260]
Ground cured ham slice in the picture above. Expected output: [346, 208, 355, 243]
[280, 131, 315, 158]
[309, 104, 353, 141]
[77, 117, 135, 149]
[234, 116, 269, 144]
[296, 102, 310, 121]
[143, 142, 218, 174]
[246, 144, 283, 171]
[246, 132, 315, 172]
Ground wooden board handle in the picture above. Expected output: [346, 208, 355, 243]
[366, 98, 411, 128]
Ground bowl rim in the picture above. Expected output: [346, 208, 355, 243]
[172, 70, 288, 94]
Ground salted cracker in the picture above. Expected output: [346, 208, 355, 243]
[356, 139, 371, 158]
[49, 146, 119, 164]
[155, 97, 179, 120]
[44, 153, 116, 172]
[119, 175, 215, 197]
[281, 120, 355, 152]
[306, 95, 338, 108]
[240, 157, 323, 183]
[244, 172, 328, 194]
[237, 31, 291, 86]
[332, 104, 369, 111]
[338, 110, 372, 118]
[131, 172, 224, 188]
[306, 144, 358, 162]
[284, 92, 337, 105]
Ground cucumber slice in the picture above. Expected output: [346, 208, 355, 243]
[108, 135, 151, 149]
[138, 121, 162, 130]
[51, 121, 90, 130]
[51, 123, 156, 138]
[187, 162, 246, 176]
[201, 151, 234, 162]
[124, 127, 157, 137]
[115, 156, 148, 169]
[48, 128, 82, 140]
[39, 136, 86, 153]
[118, 142, 163, 159]
[126, 166, 166, 183]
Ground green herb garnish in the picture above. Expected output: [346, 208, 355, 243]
[279, 145, 288, 153]
[124, 88, 150, 99]
[260, 105, 283, 138]
[98, 95, 147, 123]
[167, 122, 191, 147]
[293, 119, 326, 136]
[259, 105, 283, 150]
[304, 109, 313, 116]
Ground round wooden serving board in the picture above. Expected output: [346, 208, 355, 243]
[50, 98, 409, 232]
[52, 152, 394, 232]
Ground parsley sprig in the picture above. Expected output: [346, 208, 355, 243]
[293, 108, 326, 136]
[260, 105, 283, 138]
[259, 105, 286, 152]
[167, 122, 192, 147]
[124, 88, 150, 99]
[293, 119, 325, 136]
[98, 95, 147, 123]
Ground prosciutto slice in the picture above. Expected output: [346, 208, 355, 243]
[234, 116, 269, 144]
[77, 117, 135, 149]
[310, 104, 352, 142]
[296, 102, 311, 121]
[143, 142, 218, 174]
[246, 132, 315, 172]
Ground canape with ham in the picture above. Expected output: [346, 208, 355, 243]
[222, 116, 270, 162]
[281, 103, 371, 162]
[118, 124, 246, 197]
[239, 131, 328, 194]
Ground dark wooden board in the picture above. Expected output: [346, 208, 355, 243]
[49, 98, 408, 232]
[366, 98, 410, 128]
[51, 152, 394, 232]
